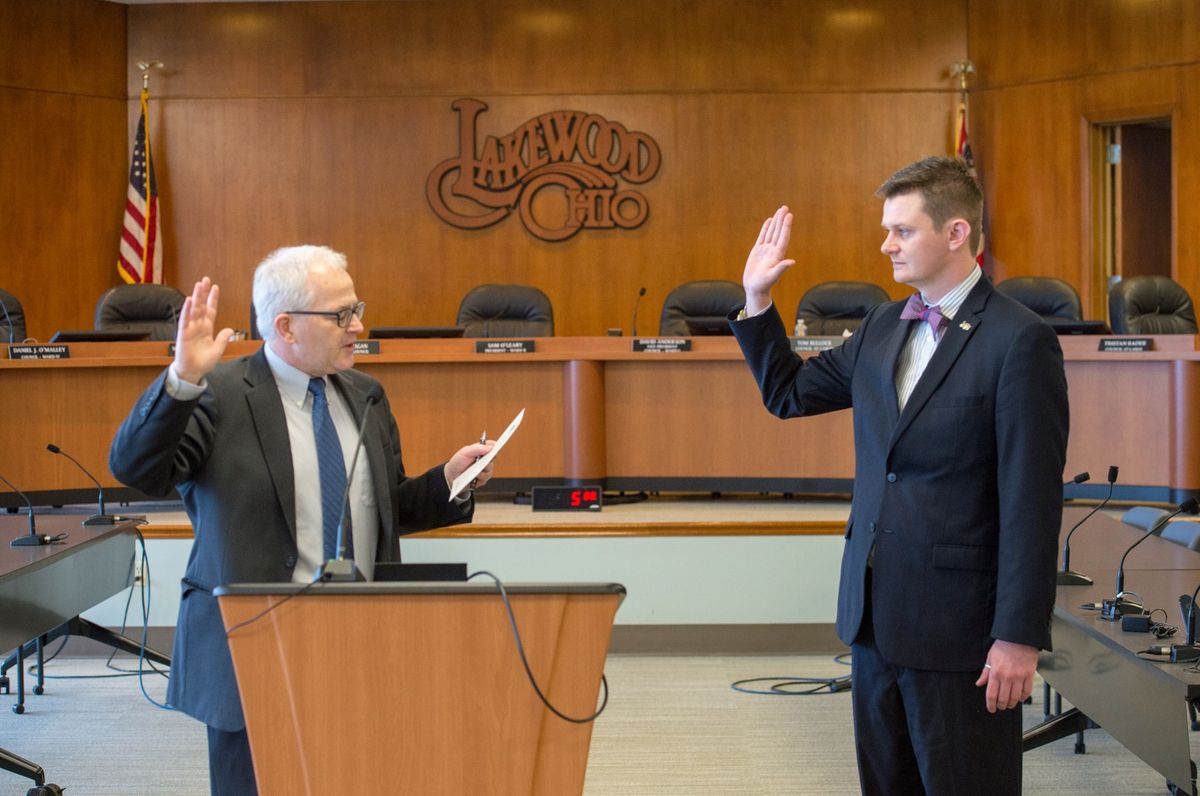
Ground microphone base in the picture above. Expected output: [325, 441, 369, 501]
[82, 514, 121, 526]
[1056, 569, 1093, 586]
[11, 533, 52, 547]
[317, 558, 365, 583]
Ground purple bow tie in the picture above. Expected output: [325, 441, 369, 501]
[900, 294, 948, 337]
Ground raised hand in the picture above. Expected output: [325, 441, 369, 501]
[742, 205, 796, 316]
[172, 277, 235, 385]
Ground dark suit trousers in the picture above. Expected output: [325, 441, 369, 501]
[850, 571, 1022, 796]
[207, 725, 257, 796]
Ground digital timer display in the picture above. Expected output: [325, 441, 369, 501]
[530, 486, 603, 512]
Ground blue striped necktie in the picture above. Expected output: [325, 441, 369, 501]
[308, 377, 352, 562]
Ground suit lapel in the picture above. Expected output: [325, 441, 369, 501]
[877, 303, 912, 429]
[243, 349, 298, 540]
[889, 278, 992, 449]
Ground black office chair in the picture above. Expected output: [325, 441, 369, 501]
[795, 281, 889, 336]
[94, 284, 186, 342]
[0, 288, 27, 343]
[995, 277, 1083, 322]
[658, 279, 744, 336]
[456, 284, 554, 337]
[1109, 275, 1198, 335]
[250, 302, 262, 340]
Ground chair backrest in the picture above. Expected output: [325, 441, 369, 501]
[1108, 275, 1199, 335]
[94, 284, 186, 342]
[455, 284, 554, 338]
[1159, 519, 1200, 552]
[250, 302, 262, 340]
[1121, 505, 1170, 531]
[658, 280, 744, 336]
[995, 277, 1083, 321]
[0, 288, 27, 343]
[795, 281, 890, 336]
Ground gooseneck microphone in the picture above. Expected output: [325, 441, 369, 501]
[47, 443, 124, 526]
[1058, 467, 1118, 586]
[316, 394, 377, 583]
[1, 472, 52, 547]
[1102, 497, 1200, 619]
[631, 287, 646, 337]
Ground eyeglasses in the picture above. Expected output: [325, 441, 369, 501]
[285, 301, 366, 329]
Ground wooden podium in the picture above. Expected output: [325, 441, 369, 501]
[215, 581, 625, 795]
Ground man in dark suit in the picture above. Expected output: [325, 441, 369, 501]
[731, 157, 1068, 794]
[109, 245, 494, 795]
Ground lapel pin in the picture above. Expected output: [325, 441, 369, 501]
[959, 321, 972, 331]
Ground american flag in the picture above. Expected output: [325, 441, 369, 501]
[118, 89, 162, 284]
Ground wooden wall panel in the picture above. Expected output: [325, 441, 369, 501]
[0, 0, 127, 343]
[968, 0, 1200, 88]
[0, 0, 125, 97]
[122, 0, 962, 338]
[970, 56, 1199, 320]
[146, 90, 952, 338]
[968, 81, 1085, 291]
[1179, 64, 1200, 296]
[128, 0, 964, 98]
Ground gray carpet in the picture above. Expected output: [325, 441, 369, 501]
[0, 653, 1185, 794]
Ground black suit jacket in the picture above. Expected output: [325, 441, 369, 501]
[109, 348, 470, 730]
[732, 277, 1068, 671]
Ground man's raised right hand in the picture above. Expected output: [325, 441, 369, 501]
[172, 277, 236, 385]
[742, 205, 796, 317]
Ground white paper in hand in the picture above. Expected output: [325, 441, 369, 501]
[449, 408, 525, 501]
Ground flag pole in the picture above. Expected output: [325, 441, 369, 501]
[135, 62, 161, 279]
[118, 60, 164, 284]
[950, 60, 986, 269]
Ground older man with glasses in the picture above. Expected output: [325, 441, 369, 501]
[109, 245, 495, 795]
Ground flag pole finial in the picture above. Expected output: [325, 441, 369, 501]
[136, 60, 164, 91]
[950, 60, 975, 93]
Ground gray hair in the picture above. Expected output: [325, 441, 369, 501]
[252, 245, 348, 341]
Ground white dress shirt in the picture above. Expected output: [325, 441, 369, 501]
[893, 266, 982, 411]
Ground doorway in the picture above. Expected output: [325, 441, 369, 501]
[1090, 117, 1173, 320]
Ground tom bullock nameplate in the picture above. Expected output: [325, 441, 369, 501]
[426, 98, 662, 242]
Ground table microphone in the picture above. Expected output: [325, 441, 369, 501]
[1, 472, 52, 547]
[1058, 467, 1118, 586]
[631, 287, 646, 337]
[1102, 497, 1200, 620]
[47, 443, 127, 526]
[316, 394, 376, 583]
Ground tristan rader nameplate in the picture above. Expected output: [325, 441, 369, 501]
[1098, 338, 1152, 353]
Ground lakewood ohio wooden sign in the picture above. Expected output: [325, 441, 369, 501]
[426, 98, 662, 242]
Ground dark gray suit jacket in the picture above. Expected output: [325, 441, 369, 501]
[109, 347, 470, 730]
[732, 277, 1069, 671]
